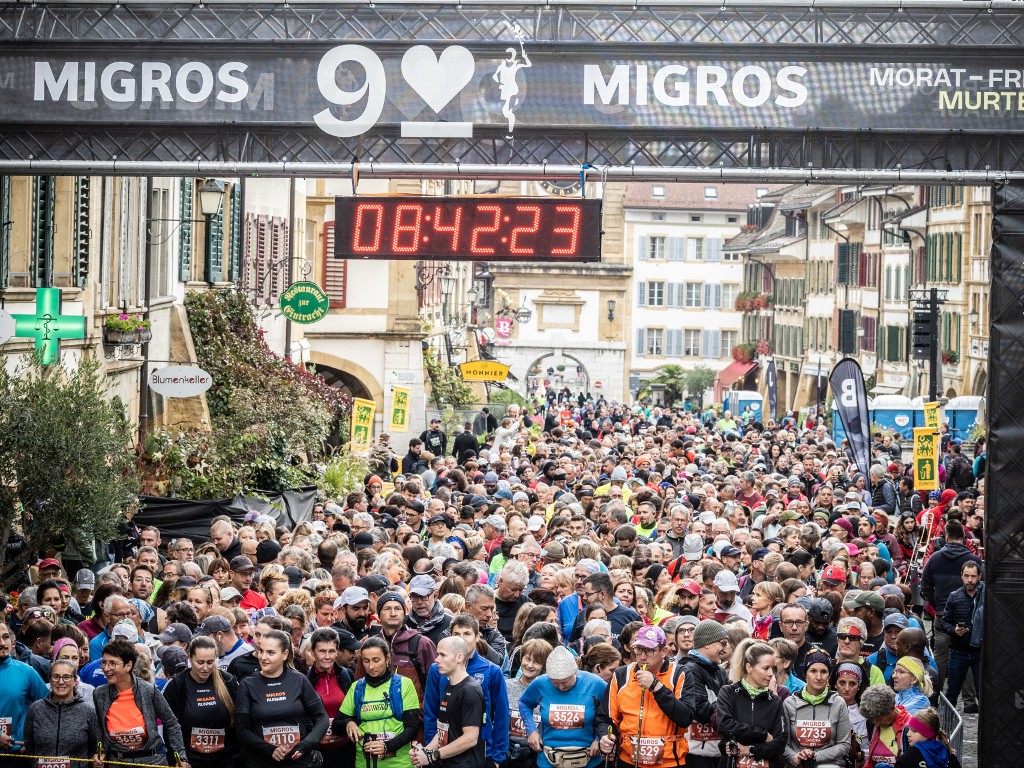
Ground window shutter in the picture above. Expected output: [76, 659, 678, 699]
[668, 237, 684, 261]
[229, 183, 242, 282]
[0, 176, 9, 288]
[270, 217, 288, 301]
[322, 222, 347, 307]
[839, 309, 858, 354]
[666, 282, 676, 308]
[205, 209, 225, 283]
[637, 281, 647, 306]
[706, 237, 723, 262]
[713, 283, 722, 309]
[32, 176, 55, 288]
[638, 237, 649, 261]
[179, 178, 194, 282]
[711, 329, 722, 358]
[703, 283, 712, 308]
[73, 177, 90, 289]
[636, 328, 645, 355]
[836, 243, 849, 285]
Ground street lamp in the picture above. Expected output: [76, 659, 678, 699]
[607, 299, 616, 321]
[467, 285, 479, 305]
[439, 271, 456, 300]
[969, 307, 979, 327]
[198, 179, 225, 217]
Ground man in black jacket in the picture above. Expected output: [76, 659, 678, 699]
[419, 417, 447, 457]
[940, 561, 984, 708]
[452, 423, 479, 463]
[921, 520, 983, 710]
[680, 620, 732, 768]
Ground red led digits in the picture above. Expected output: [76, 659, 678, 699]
[509, 205, 541, 255]
[470, 205, 502, 255]
[391, 204, 424, 253]
[432, 205, 462, 251]
[351, 203, 384, 252]
[551, 205, 581, 255]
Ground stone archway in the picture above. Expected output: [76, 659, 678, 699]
[972, 366, 988, 397]
[525, 351, 591, 399]
[309, 351, 385, 413]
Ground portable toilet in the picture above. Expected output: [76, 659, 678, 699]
[726, 390, 764, 423]
[871, 394, 916, 440]
[831, 398, 874, 444]
[945, 396, 983, 441]
[910, 396, 927, 430]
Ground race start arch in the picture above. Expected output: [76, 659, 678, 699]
[3, 2, 1024, 763]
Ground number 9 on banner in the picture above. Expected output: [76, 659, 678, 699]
[315, 45, 386, 137]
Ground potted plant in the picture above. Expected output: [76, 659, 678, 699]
[103, 313, 152, 345]
[756, 340, 772, 356]
[941, 349, 959, 365]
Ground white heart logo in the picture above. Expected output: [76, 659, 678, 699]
[401, 45, 475, 113]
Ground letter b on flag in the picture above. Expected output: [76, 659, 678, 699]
[840, 379, 857, 407]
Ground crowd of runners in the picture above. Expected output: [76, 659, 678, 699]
[0, 397, 985, 768]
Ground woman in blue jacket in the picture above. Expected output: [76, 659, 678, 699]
[518, 646, 607, 768]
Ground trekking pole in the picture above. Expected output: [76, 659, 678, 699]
[603, 725, 615, 768]
[634, 664, 647, 768]
[362, 734, 372, 768]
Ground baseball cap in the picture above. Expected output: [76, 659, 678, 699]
[484, 471, 500, 483]
[683, 534, 704, 561]
[883, 613, 910, 630]
[887, 463, 900, 473]
[631, 625, 667, 649]
[230, 556, 256, 572]
[484, 515, 507, 531]
[878, 584, 905, 598]
[75, 569, 96, 590]
[111, 620, 139, 643]
[821, 564, 846, 584]
[195, 615, 232, 636]
[720, 545, 741, 559]
[352, 532, 375, 551]
[495, 489, 514, 501]
[677, 579, 702, 596]
[337, 586, 371, 607]
[713, 570, 740, 592]
[542, 541, 567, 562]
[853, 591, 886, 612]
[408, 575, 438, 596]
[219, 587, 242, 603]
[808, 598, 833, 622]
[751, 547, 770, 562]
[37, 558, 61, 571]
[156, 645, 189, 677]
[157, 623, 194, 644]
[527, 515, 546, 532]
[334, 627, 362, 651]
[427, 514, 455, 528]
[356, 575, 390, 596]
[282, 566, 303, 589]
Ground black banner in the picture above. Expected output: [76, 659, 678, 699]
[979, 181, 1024, 768]
[766, 359, 778, 422]
[828, 358, 871, 474]
[135, 487, 317, 546]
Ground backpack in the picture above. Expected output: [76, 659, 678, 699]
[352, 673, 405, 724]
[953, 456, 974, 489]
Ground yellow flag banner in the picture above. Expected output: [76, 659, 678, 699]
[350, 397, 376, 452]
[389, 386, 411, 432]
[923, 401, 940, 431]
[913, 427, 940, 491]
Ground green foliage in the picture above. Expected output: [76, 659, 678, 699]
[490, 387, 530, 408]
[650, 364, 687, 405]
[103, 313, 151, 332]
[0, 355, 140, 572]
[145, 290, 349, 497]
[683, 365, 717, 408]
[968, 421, 986, 442]
[319, 446, 370, 500]
[423, 347, 475, 409]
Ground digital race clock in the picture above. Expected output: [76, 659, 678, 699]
[334, 196, 602, 262]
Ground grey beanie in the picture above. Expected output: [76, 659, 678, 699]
[546, 646, 579, 680]
[692, 619, 729, 650]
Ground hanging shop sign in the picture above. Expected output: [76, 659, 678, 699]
[149, 366, 214, 398]
[459, 360, 510, 382]
[280, 281, 330, 324]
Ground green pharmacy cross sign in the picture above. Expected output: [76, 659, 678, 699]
[12, 287, 86, 365]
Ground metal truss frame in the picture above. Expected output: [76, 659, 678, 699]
[2, 1, 1024, 174]
[3, 1, 1023, 47]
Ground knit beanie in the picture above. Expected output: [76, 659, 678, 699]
[692, 619, 728, 650]
[377, 591, 408, 616]
[546, 646, 578, 681]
